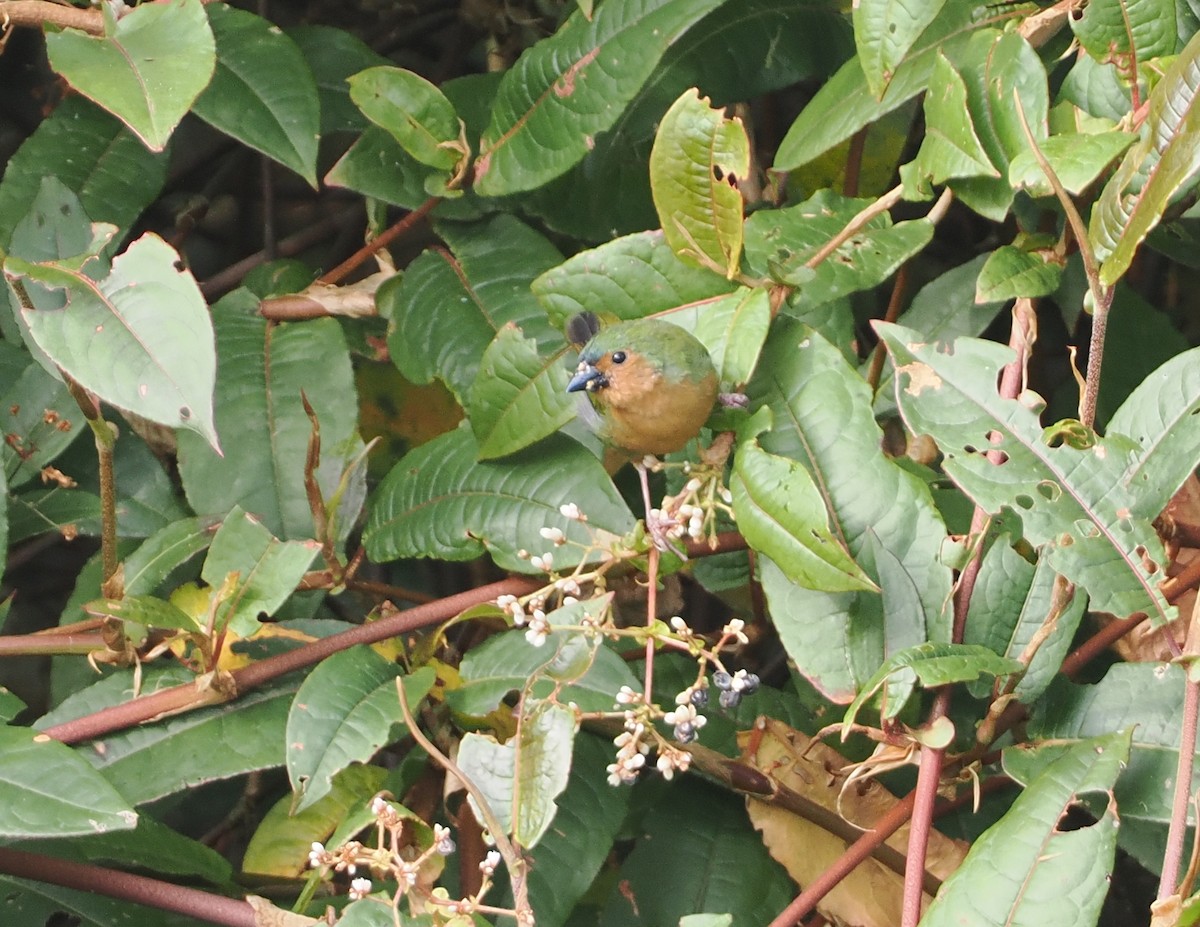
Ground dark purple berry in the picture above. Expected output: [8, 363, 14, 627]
[741, 673, 760, 695]
[690, 688, 709, 708]
[713, 671, 732, 690]
[718, 689, 741, 710]
[673, 722, 696, 743]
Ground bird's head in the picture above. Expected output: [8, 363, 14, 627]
[563, 313, 719, 457]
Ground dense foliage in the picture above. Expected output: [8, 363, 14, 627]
[2, 0, 1200, 925]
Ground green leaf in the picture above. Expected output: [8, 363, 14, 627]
[598, 778, 794, 927]
[854, 0, 947, 98]
[877, 322, 1174, 625]
[468, 324, 575, 460]
[448, 627, 640, 716]
[365, 426, 634, 573]
[912, 53, 998, 183]
[177, 290, 358, 540]
[843, 642, 1023, 731]
[324, 126, 437, 209]
[974, 245, 1062, 301]
[379, 215, 563, 404]
[7, 487, 102, 544]
[964, 541, 1088, 703]
[1027, 664, 1199, 829]
[775, 2, 981, 170]
[287, 650, 434, 812]
[491, 732, 630, 927]
[0, 727, 137, 838]
[121, 516, 218, 596]
[288, 25, 388, 135]
[83, 594, 200, 632]
[1093, 31, 1200, 284]
[951, 31, 1050, 221]
[650, 88, 749, 278]
[349, 66, 464, 171]
[732, 441, 877, 593]
[532, 230, 738, 329]
[523, 0, 854, 241]
[192, 4, 320, 185]
[458, 700, 576, 848]
[1108, 344, 1200, 517]
[475, 0, 725, 196]
[38, 666, 296, 805]
[6, 233, 219, 450]
[747, 321, 951, 701]
[1008, 131, 1134, 196]
[921, 730, 1130, 927]
[1072, 0, 1176, 67]
[743, 189, 933, 305]
[669, 286, 771, 390]
[245, 764, 388, 877]
[200, 506, 321, 638]
[44, 0, 216, 151]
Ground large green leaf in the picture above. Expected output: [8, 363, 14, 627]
[854, 0, 947, 98]
[364, 425, 635, 573]
[743, 189, 933, 307]
[288, 25, 388, 135]
[192, 4, 320, 185]
[44, 0, 215, 151]
[38, 666, 296, 805]
[964, 540, 1088, 704]
[1028, 665, 1196, 830]
[448, 626, 640, 716]
[747, 321, 951, 701]
[732, 440, 877, 593]
[323, 126, 433, 209]
[670, 286, 771, 390]
[975, 245, 1062, 302]
[468, 324, 575, 461]
[458, 699, 576, 848]
[775, 2, 981, 170]
[598, 778, 795, 926]
[524, 0, 853, 241]
[348, 66, 464, 171]
[1008, 131, 1134, 197]
[0, 727, 137, 838]
[474, 0, 727, 196]
[176, 290, 358, 540]
[1108, 343, 1200, 517]
[286, 650, 434, 812]
[1072, 0, 1176, 67]
[532, 230, 737, 328]
[911, 53, 997, 184]
[6, 233, 219, 450]
[1092, 31, 1200, 284]
[921, 730, 1130, 927]
[650, 88, 749, 278]
[379, 215, 563, 404]
[200, 506, 320, 638]
[877, 322, 1174, 625]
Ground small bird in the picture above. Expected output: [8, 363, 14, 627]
[565, 312, 719, 458]
[566, 312, 719, 549]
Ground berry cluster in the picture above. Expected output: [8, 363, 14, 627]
[711, 668, 760, 710]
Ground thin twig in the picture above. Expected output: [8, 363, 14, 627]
[317, 197, 440, 287]
[806, 185, 904, 270]
[1160, 594, 1200, 899]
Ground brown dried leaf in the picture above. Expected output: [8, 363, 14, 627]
[738, 718, 967, 927]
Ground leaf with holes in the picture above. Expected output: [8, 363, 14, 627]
[877, 322, 1174, 625]
[921, 730, 1130, 927]
[1092, 31, 1200, 284]
[6, 233, 219, 451]
[650, 88, 749, 278]
[474, 0, 725, 196]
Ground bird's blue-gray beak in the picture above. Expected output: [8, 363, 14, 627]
[567, 362, 606, 393]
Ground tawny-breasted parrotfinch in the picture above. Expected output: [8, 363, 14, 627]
[565, 312, 718, 457]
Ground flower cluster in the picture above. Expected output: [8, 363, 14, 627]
[307, 794, 516, 920]
[607, 716, 651, 786]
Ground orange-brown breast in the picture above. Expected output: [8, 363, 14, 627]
[591, 352, 718, 456]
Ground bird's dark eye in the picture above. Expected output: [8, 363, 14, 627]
[611, 351, 627, 364]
